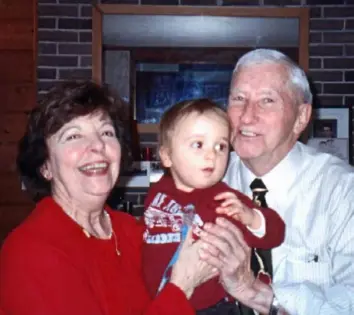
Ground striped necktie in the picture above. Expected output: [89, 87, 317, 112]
[250, 178, 272, 283]
[238, 178, 272, 315]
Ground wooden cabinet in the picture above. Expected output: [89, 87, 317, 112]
[0, 0, 37, 244]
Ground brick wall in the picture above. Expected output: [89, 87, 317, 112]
[37, 0, 354, 212]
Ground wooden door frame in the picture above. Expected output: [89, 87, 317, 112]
[92, 4, 310, 134]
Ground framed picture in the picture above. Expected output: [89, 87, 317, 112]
[311, 108, 349, 138]
[134, 63, 233, 124]
[307, 138, 349, 163]
[308, 107, 352, 164]
[313, 119, 337, 138]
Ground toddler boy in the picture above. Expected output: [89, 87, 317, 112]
[142, 99, 285, 314]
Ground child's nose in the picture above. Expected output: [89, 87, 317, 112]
[205, 148, 216, 160]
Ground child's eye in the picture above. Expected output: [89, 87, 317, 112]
[215, 143, 228, 152]
[191, 141, 203, 149]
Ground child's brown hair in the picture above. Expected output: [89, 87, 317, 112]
[159, 98, 231, 148]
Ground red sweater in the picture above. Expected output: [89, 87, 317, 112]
[142, 175, 285, 310]
[0, 197, 195, 315]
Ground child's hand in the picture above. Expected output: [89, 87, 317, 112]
[214, 192, 261, 229]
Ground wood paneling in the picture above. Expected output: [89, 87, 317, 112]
[0, 143, 18, 173]
[0, 0, 36, 243]
[0, 113, 28, 142]
[0, 204, 33, 243]
[0, 84, 36, 112]
[0, 173, 32, 205]
[0, 51, 34, 83]
[0, 0, 34, 19]
[0, 19, 34, 50]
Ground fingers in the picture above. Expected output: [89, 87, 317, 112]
[179, 227, 197, 252]
[199, 228, 235, 260]
[215, 217, 248, 248]
[216, 206, 240, 216]
[214, 192, 242, 205]
[219, 198, 242, 208]
[214, 191, 236, 201]
[201, 218, 249, 258]
[199, 246, 224, 269]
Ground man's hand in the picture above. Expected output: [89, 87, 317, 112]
[198, 217, 275, 314]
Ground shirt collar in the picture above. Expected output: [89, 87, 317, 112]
[240, 142, 302, 194]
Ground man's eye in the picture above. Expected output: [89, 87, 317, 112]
[191, 141, 203, 149]
[229, 95, 246, 107]
[262, 98, 274, 104]
[215, 143, 228, 152]
[230, 95, 244, 102]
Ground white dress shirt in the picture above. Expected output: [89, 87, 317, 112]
[223, 142, 354, 315]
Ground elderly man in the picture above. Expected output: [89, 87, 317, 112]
[201, 49, 354, 315]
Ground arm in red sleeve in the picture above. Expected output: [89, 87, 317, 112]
[142, 283, 195, 315]
[0, 217, 196, 315]
[0, 237, 103, 315]
[234, 191, 285, 249]
[127, 210, 196, 315]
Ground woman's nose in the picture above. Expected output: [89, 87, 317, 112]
[89, 133, 105, 152]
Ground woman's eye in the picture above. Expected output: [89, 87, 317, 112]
[191, 141, 203, 149]
[102, 130, 115, 137]
[66, 134, 81, 141]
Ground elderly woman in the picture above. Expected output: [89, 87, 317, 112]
[0, 81, 219, 315]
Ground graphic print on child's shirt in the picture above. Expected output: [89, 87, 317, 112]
[143, 192, 203, 244]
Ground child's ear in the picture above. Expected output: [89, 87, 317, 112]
[159, 146, 172, 168]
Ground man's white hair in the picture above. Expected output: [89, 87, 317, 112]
[233, 49, 313, 105]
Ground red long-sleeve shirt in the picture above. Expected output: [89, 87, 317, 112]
[142, 175, 285, 310]
[0, 197, 195, 315]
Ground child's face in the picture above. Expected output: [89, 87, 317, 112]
[160, 112, 230, 192]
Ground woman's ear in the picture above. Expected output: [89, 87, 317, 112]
[159, 146, 172, 168]
[40, 162, 52, 181]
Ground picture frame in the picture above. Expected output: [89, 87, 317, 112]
[308, 107, 352, 165]
[311, 108, 349, 138]
[307, 138, 349, 163]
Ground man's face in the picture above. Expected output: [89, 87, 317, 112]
[227, 63, 310, 172]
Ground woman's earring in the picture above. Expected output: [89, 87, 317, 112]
[43, 171, 51, 180]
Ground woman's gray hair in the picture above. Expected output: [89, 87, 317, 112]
[233, 49, 313, 105]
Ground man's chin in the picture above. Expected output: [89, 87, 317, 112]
[234, 145, 263, 161]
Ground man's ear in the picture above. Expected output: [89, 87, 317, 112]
[159, 146, 172, 168]
[40, 162, 52, 181]
[294, 103, 312, 136]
